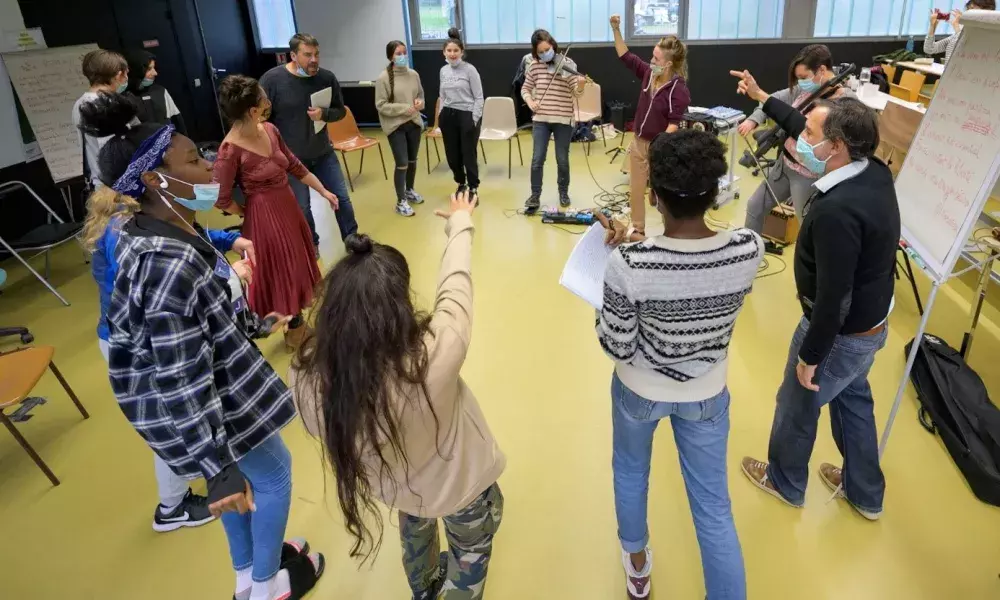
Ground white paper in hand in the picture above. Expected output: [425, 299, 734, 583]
[310, 87, 332, 134]
[559, 223, 615, 310]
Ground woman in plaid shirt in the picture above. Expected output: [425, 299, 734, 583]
[79, 93, 324, 600]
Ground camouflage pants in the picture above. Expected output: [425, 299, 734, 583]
[400, 483, 504, 599]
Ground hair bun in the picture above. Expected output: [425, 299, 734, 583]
[447, 27, 461, 40]
[345, 233, 373, 255]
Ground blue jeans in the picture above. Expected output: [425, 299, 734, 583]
[221, 434, 292, 583]
[530, 121, 573, 195]
[288, 152, 359, 246]
[767, 317, 888, 513]
[611, 374, 746, 600]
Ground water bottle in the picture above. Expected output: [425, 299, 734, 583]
[905, 36, 914, 52]
[860, 67, 871, 84]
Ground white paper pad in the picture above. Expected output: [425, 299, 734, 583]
[559, 223, 614, 310]
[309, 87, 332, 134]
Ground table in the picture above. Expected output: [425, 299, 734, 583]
[895, 60, 945, 77]
[858, 88, 926, 114]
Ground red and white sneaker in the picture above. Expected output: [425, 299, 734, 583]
[621, 546, 652, 599]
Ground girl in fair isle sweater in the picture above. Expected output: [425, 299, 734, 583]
[596, 130, 762, 600]
[521, 29, 588, 212]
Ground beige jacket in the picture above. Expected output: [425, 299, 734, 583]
[291, 211, 505, 518]
[375, 66, 425, 135]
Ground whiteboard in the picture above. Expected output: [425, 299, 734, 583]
[0, 0, 26, 169]
[1, 44, 97, 182]
[294, 0, 407, 83]
[894, 10, 1000, 283]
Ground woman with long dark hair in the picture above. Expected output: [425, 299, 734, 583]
[78, 92, 324, 600]
[213, 74, 339, 350]
[736, 44, 853, 253]
[438, 28, 484, 200]
[292, 191, 505, 600]
[376, 40, 425, 217]
[521, 29, 588, 212]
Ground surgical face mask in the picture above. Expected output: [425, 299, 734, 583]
[296, 65, 312, 77]
[795, 135, 831, 175]
[650, 64, 666, 76]
[116, 80, 129, 94]
[157, 172, 219, 212]
[797, 76, 821, 93]
[140, 77, 154, 89]
[393, 55, 408, 68]
[539, 49, 555, 63]
[446, 57, 462, 67]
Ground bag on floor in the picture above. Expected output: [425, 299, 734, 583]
[906, 334, 1000, 506]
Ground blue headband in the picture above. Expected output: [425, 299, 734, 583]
[112, 124, 175, 197]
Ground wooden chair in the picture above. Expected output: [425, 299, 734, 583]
[0, 345, 89, 486]
[877, 101, 924, 177]
[883, 64, 897, 84]
[918, 80, 939, 108]
[889, 70, 927, 103]
[478, 97, 523, 179]
[574, 82, 606, 154]
[326, 107, 387, 192]
[424, 98, 444, 174]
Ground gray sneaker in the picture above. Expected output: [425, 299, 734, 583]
[406, 189, 424, 204]
[395, 199, 415, 217]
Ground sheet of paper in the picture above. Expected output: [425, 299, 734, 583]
[310, 87, 332, 134]
[559, 223, 614, 310]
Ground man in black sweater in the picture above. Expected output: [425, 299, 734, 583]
[731, 70, 900, 521]
[260, 33, 359, 250]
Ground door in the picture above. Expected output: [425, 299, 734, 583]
[192, 0, 257, 130]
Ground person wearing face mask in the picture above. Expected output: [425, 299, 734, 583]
[439, 27, 484, 200]
[259, 33, 358, 253]
[214, 74, 340, 351]
[72, 49, 131, 189]
[736, 44, 854, 253]
[79, 92, 326, 600]
[376, 40, 426, 217]
[122, 49, 188, 135]
[610, 15, 691, 236]
[925, 2, 995, 65]
[521, 29, 588, 212]
[731, 69, 900, 523]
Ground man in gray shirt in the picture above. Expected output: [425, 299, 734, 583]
[259, 33, 358, 247]
[71, 50, 130, 189]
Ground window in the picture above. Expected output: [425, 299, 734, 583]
[250, 0, 297, 50]
[633, 0, 681, 37]
[813, 0, 961, 38]
[686, 0, 784, 39]
[413, 0, 460, 41]
[463, 0, 628, 45]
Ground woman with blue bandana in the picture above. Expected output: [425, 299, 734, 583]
[78, 93, 325, 600]
[737, 44, 854, 253]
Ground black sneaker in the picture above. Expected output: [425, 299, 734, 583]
[524, 193, 541, 214]
[559, 190, 571, 208]
[764, 240, 784, 255]
[456, 184, 468, 197]
[152, 488, 216, 532]
[469, 187, 479, 202]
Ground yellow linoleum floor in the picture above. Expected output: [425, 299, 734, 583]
[2, 131, 1000, 599]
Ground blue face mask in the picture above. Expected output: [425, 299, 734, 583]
[446, 57, 462, 67]
[157, 172, 220, 212]
[797, 76, 820, 93]
[795, 135, 831, 175]
[539, 49, 555, 63]
[116, 81, 129, 94]
[140, 78, 154, 89]
[296, 65, 312, 77]
[393, 55, 408, 68]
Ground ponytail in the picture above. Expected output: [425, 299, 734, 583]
[80, 187, 139, 252]
[387, 64, 396, 103]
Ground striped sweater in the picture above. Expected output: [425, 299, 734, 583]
[521, 58, 585, 125]
[597, 229, 764, 402]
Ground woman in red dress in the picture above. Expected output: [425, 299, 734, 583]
[213, 74, 339, 350]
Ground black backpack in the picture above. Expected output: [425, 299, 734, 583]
[906, 334, 1000, 506]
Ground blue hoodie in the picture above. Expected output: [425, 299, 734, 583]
[93, 215, 239, 340]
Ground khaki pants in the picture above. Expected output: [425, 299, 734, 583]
[628, 137, 651, 232]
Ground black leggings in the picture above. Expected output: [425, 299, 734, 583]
[388, 121, 421, 202]
[439, 107, 481, 189]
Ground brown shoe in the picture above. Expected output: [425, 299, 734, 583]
[740, 457, 801, 508]
[818, 463, 880, 521]
[284, 324, 311, 352]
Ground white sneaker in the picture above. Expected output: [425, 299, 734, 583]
[621, 546, 652, 599]
[395, 199, 415, 217]
[406, 189, 424, 204]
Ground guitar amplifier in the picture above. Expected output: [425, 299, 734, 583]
[762, 203, 799, 245]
